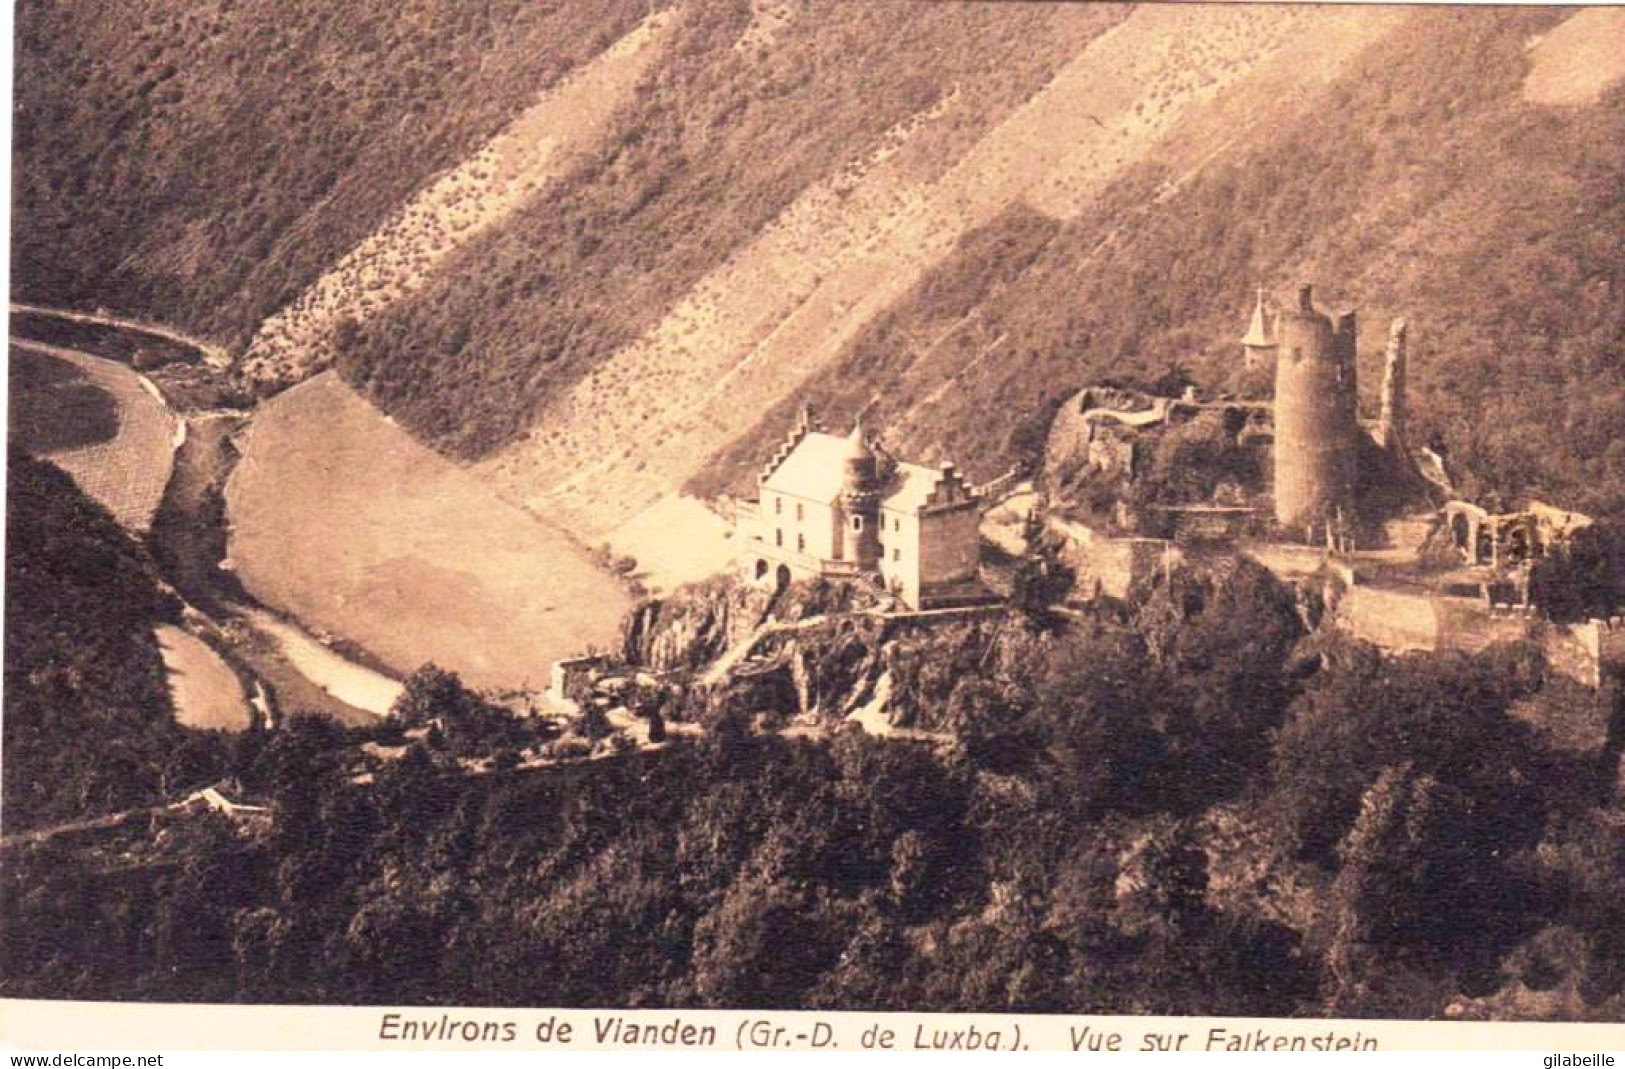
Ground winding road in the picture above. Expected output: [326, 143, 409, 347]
[10, 301, 232, 369]
[8, 315, 406, 722]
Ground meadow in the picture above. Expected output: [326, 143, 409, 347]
[224, 374, 630, 691]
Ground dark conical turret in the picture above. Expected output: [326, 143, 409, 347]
[1241, 286, 1277, 371]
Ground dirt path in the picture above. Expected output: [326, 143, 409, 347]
[0, 805, 168, 851]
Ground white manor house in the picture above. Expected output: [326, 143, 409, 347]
[735, 408, 986, 609]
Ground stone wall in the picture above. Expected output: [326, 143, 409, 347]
[1241, 541, 1329, 582]
[1343, 583, 1439, 653]
[1049, 516, 1181, 601]
[1337, 581, 1615, 688]
[1551, 616, 1625, 688]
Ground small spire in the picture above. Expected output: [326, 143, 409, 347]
[1242, 286, 1275, 348]
[840, 407, 877, 467]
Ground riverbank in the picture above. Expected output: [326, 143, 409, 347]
[9, 318, 401, 727]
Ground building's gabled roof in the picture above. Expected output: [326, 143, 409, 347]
[882, 461, 976, 515]
[1242, 287, 1276, 348]
[882, 462, 945, 514]
[762, 431, 862, 504]
[763, 430, 976, 515]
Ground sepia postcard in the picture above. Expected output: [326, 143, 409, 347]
[3, 0, 1624, 1053]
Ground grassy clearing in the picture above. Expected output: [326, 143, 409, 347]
[1523, 8, 1625, 106]
[154, 625, 252, 733]
[225, 374, 630, 691]
[8, 346, 120, 452]
[7, 341, 178, 531]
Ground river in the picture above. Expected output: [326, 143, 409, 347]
[9, 318, 407, 726]
[237, 607, 404, 717]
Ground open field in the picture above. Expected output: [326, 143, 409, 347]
[606, 494, 739, 595]
[7, 339, 179, 531]
[154, 625, 252, 733]
[1523, 7, 1625, 106]
[225, 374, 630, 690]
[8, 345, 119, 452]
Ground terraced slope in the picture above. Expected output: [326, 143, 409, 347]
[17, 3, 1625, 589]
[11, 0, 655, 349]
[340, 3, 1129, 454]
[240, 11, 678, 389]
[696, 6, 1625, 524]
[464, 4, 1408, 571]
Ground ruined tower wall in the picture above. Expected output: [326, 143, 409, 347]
[1376, 318, 1408, 453]
[1273, 285, 1358, 529]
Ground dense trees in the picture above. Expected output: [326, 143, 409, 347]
[11, 0, 653, 351]
[2, 451, 232, 831]
[2, 545, 1619, 1018]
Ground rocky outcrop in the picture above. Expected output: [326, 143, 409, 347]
[620, 575, 774, 674]
[619, 574, 886, 674]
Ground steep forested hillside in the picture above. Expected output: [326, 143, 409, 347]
[4, 562, 1622, 1018]
[15, 5, 1619, 527]
[10, 0, 652, 350]
[2, 453, 228, 832]
[696, 8, 1625, 521]
[338, 2, 1126, 456]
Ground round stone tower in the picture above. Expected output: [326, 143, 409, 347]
[1272, 284, 1359, 533]
[836, 418, 882, 567]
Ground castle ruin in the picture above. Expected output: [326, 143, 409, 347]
[1038, 284, 1619, 687]
[1269, 284, 1362, 532]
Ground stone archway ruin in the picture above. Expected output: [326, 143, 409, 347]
[1445, 501, 1488, 565]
